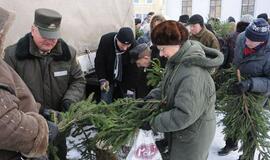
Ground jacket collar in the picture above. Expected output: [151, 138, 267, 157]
[193, 26, 207, 38]
[15, 33, 71, 61]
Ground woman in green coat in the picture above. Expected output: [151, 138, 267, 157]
[140, 20, 224, 160]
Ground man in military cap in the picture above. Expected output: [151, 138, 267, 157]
[4, 8, 86, 160]
[95, 27, 136, 103]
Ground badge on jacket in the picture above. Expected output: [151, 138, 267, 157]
[54, 70, 68, 77]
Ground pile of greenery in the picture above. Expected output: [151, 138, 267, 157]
[58, 96, 164, 159]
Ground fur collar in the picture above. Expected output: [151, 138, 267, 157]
[15, 33, 71, 61]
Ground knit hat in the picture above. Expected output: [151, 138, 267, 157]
[257, 13, 268, 22]
[135, 18, 141, 25]
[245, 18, 269, 42]
[240, 14, 254, 23]
[179, 14, 189, 23]
[227, 16, 235, 23]
[188, 14, 204, 26]
[151, 20, 189, 45]
[116, 27, 134, 44]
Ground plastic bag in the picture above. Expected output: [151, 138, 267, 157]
[126, 129, 162, 160]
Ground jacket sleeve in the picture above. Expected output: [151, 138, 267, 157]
[94, 36, 107, 80]
[0, 89, 48, 158]
[232, 33, 245, 66]
[211, 36, 220, 50]
[63, 48, 86, 103]
[151, 72, 208, 132]
[250, 58, 270, 95]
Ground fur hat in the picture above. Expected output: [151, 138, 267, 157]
[245, 18, 269, 42]
[188, 14, 204, 26]
[151, 20, 189, 45]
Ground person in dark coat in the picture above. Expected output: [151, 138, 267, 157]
[222, 15, 254, 68]
[219, 18, 270, 160]
[188, 14, 220, 50]
[95, 27, 136, 103]
[4, 8, 86, 160]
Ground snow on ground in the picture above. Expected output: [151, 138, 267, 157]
[66, 113, 257, 160]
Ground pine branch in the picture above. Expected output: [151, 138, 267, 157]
[57, 96, 164, 158]
[216, 67, 270, 160]
[146, 58, 165, 87]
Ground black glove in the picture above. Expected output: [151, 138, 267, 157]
[47, 121, 59, 143]
[42, 108, 62, 122]
[140, 121, 152, 131]
[61, 99, 72, 112]
[232, 79, 252, 95]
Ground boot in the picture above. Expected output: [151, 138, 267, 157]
[218, 138, 238, 156]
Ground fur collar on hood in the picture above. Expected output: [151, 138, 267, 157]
[15, 33, 71, 61]
[168, 40, 224, 69]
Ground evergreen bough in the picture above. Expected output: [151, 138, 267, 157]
[216, 67, 270, 160]
[58, 95, 164, 159]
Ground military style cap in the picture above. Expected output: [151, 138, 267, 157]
[34, 8, 62, 39]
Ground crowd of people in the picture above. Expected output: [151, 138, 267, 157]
[0, 5, 269, 160]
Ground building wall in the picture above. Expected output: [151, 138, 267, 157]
[221, 0, 242, 21]
[134, 0, 164, 20]
[164, 0, 270, 22]
[254, 0, 270, 17]
[192, 0, 210, 21]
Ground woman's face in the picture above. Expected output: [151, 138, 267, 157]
[157, 45, 180, 58]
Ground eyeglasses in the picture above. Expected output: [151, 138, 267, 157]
[157, 45, 180, 51]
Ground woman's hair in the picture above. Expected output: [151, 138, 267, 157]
[150, 14, 166, 32]
[151, 20, 189, 45]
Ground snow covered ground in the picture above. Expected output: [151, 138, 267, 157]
[66, 113, 251, 160]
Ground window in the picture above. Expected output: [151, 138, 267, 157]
[135, 13, 148, 22]
[182, 0, 192, 15]
[133, 0, 139, 3]
[209, 0, 221, 18]
[241, 0, 255, 16]
[146, 0, 153, 4]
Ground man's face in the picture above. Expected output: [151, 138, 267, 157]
[245, 38, 264, 49]
[189, 24, 202, 35]
[116, 39, 132, 52]
[31, 26, 58, 52]
[136, 56, 151, 68]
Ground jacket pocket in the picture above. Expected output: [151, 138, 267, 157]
[172, 118, 203, 143]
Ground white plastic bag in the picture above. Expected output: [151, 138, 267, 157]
[126, 129, 163, 160]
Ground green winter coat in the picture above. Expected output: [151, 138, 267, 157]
[4, 33, 86, 112]
[148, 40, 223, 160]
[190, 26, 220, 50]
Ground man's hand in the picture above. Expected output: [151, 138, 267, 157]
[99, 79, 110, 92]
[41, 108, 62, 123]
[61, 99, 72, 112]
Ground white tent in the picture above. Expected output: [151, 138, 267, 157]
[0, 0, 134, 54]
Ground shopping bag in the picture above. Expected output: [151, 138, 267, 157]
[126, 129, 162, 160]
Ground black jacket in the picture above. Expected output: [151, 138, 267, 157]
[94, 32, 137, 96]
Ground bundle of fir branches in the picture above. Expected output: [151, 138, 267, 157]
[58, 95, 164, 157]
[146, 58, 165, 87]
[216, 67, 270, 160]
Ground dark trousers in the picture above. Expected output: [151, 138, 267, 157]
[49, 132, 67, 160]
